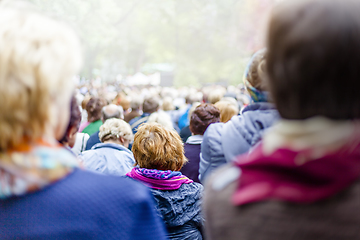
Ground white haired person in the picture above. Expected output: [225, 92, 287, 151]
[0, 5, 167, 239]
[80, 119, 135, 176]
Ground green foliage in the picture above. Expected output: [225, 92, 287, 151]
[27, 0, 274, 86]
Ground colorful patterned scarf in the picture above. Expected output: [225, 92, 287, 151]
[243, 49, 269, 103]
[244, 78, 269, 103]
[126, 168, 193, 190]
[0, 140, 79, 199]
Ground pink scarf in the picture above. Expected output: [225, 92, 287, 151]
[232, 142, 360, 205]
[126, 168, 193, 190]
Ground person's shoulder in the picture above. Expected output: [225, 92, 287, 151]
[241, 103, 279, 124]
[129, 116, 141, 125]
[78, 148, 98, 161]
[47, 170, 167, 239]
[203, 122, 224, 141]
[181, 181, 204, 195]
[202, 122, 225, 150]
[203, 163, 240, 206]
[88, 130, 99, 140]
[183, 181, 204, 192]
[62, 169, 150, 200]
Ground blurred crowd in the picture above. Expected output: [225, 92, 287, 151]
[1, 0, 360, 239]
[69, 83, 250, 153]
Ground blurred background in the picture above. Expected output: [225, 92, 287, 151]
[28, 0, 279, 87]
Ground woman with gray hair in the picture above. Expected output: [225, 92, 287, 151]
[80, 118, 135, 176]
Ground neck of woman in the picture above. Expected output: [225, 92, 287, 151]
[103, 139, 123, 146]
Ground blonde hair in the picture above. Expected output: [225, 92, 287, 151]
[112, 92, 130, 111]
[162, 97, 175, 111]
[99, 119, 133, 143]
[132, 123, 187, 171]
[215, 100, 239, 123]
[81, 95, 91, 110]
[208, 89, 225, 104]
[245, 49, 267, 91]
[0, 6, 82, 151]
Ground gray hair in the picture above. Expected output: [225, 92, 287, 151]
[99, 118, 133, 142]
[130, 97, 143, 111]
[101, 104, 124, 122]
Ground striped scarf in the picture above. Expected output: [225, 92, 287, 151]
[126, 168, 193, 190]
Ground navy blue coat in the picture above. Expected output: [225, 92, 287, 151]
[85, 130, 101, 151]
[129, 113, 151, 134]
[0, 169, 168, 240]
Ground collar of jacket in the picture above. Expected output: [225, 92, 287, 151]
[241, 102, 276, 115]
[91, 142, 130, 152]
[186, 135, 203, 144]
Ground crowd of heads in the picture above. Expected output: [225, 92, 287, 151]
[133, 123, 187, 171]
[2, 0, 360, 239]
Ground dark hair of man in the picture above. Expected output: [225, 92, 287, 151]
[189, 103, 220, 135]
[267, 0, 360, 120]
[59, 95, 81, 144]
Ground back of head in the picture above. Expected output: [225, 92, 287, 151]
[101, 104, 124, 122]
[112, 93, 130, 111]
[267, 0, 360, 120]
[162, 97, 175, 111]
[132, 123, 187, 171]
[81, 95, 91, 110]
[143, 97, 160, 113]
[244, 49, 267, 91]
[190, 103, 220, 135]
[243, 49, 268, 102]
[185, 94, 199, 105]
[208, 89, 224, 105]
[86, 97, 107, 122]
[99, 118, 133, 143]
[148, 111, 174, 129]
[0, 5, 82, 151]
[214, 100, 239, 123]
[130, 96, 143, 111]
[59, 95, 81, 144]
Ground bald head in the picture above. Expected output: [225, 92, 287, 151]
[101, 104, 124, 123]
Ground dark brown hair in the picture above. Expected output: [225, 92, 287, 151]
[190, 103, 220, 135]
[267, 0, 360, 120]
[59, 95, 81, 144]
[86, 97, 106, 122]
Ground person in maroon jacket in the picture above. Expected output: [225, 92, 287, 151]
[181, 103, 220, 183]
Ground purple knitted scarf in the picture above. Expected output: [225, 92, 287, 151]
[126, 168, 193, 190]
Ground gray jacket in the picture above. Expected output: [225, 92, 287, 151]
[199, 102, 279, 183]
[80, 143, 135, 176]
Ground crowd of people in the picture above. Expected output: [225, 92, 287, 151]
[1, 0, 360, 239]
